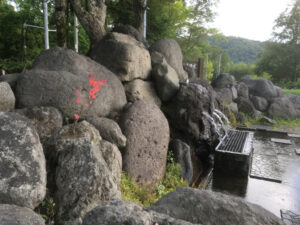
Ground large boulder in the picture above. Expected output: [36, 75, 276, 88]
[165, 80, 216, 145]
[16, 69, 126, 119]
[0, 204, 45, 225]
[211, 73, 235, 89]
[250, 96, 269, 112]
[150, 39, 188, 82]
[124, 79, 161, 106]
[215, 88, 233, 105]
[86, 116, 126, 148]
[268, 97, 299, 120]
[89, 32, 151, 82]
[236, 82, 249, 99]
[288, 94, 300, 110]
[235, 97, 256, 118]
[17, 47, 127, 118]
[15, 106, 63, 145]
[169, 139, 193, 185]
[119, 101, 169, 187]
[149, 188, 284, 225]
[0, 82, 15, 112]
[112, 24, 144, 43]
[0, 112, 46, 209]
[82, 200, 195, 225]
[240, 76, 278, 99]
[151, 51, 180, 102]
[50, 121, 121, 225]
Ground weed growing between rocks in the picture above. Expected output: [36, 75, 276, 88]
[121, 162, 188, 206]
[34, 194, 56, 225]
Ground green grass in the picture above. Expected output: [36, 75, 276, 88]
[273, 118, 300, 132]
[283, 89, 300, 96]
[246, 115, 300, 132]
[121, 162, 188, 206]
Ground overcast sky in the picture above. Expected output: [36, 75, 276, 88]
[208, 0, 292, 41]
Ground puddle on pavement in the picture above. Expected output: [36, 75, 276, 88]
[207, 130, 300, 217]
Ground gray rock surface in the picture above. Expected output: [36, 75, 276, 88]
[82, 200, 198, 225]
[259, 116, 277, 125]
[211, 73, 235, 89]
[51, 121, 121, 225]
[231, 86, 238, 100]
[16, 69, 126, 119]
[119, 101, 170, 187]
[236, 82, 249, 99]
[151, 51, 180, 102]
[0, 82, 15, 112]
[215, 88, 233, 105]
[183, 64, 197, 79]
[150, 39, 188, 81]
[268, 97, 299, 120]
[100, 140, 122, 188]
[288, 94, 300, 110]
[274, 86, 283, 97]
[149, 188, 284, 225]
[0, 112, 46, 209]
[235, 97, 256, 118]
[112, 24, 144, 43]
[89, 32, 151, 81]
[240, 76, 278, 99]
[86, 116, 126, 148]
[169, 139, 193, 184]
[20, 47, 127, 118]
[228, 102, 238, 114]
[124, 79, 161, 106]
[166, 81, 216, 143]
[0, 204, 45, 225]
[251, 96, 269, 112]
[0, 73, 20, 89]
[15, 106, 63, 145]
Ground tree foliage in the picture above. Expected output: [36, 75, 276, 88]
[209, 36, 263, 64]
[257, 0, 300, 82]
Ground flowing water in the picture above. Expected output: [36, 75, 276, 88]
[202, 111, 222, 139]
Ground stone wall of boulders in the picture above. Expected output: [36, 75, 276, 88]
[211, 73, 300, 122]
[0, 26, 287, 224]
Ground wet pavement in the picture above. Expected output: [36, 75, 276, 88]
[208, 129, 300, 218]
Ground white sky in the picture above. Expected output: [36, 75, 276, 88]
[209, 0, 293, 41]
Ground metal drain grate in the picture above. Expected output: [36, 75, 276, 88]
[216, 130, 251, 153]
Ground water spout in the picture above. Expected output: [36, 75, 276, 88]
[214, 109, 230, 125]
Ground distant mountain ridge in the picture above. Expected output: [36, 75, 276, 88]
[209, 36, 264, 64]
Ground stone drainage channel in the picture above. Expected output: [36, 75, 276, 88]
[205, 127, 300, 225]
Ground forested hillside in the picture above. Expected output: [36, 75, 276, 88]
[209, 36, 263, 64]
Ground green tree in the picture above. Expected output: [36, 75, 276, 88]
[257, 0, 300, 82]
[273, 0, 300, 44]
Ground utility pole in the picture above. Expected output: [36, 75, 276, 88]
[217, 53, 222, 76]
[74, 15, 79, 52]
[43, 0, 50, 49]
[143, 0, 147, 39]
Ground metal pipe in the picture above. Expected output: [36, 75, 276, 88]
[143, 0, 147, 39]
[74, 15, 79, 52]
[43, 0, 49, 49]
